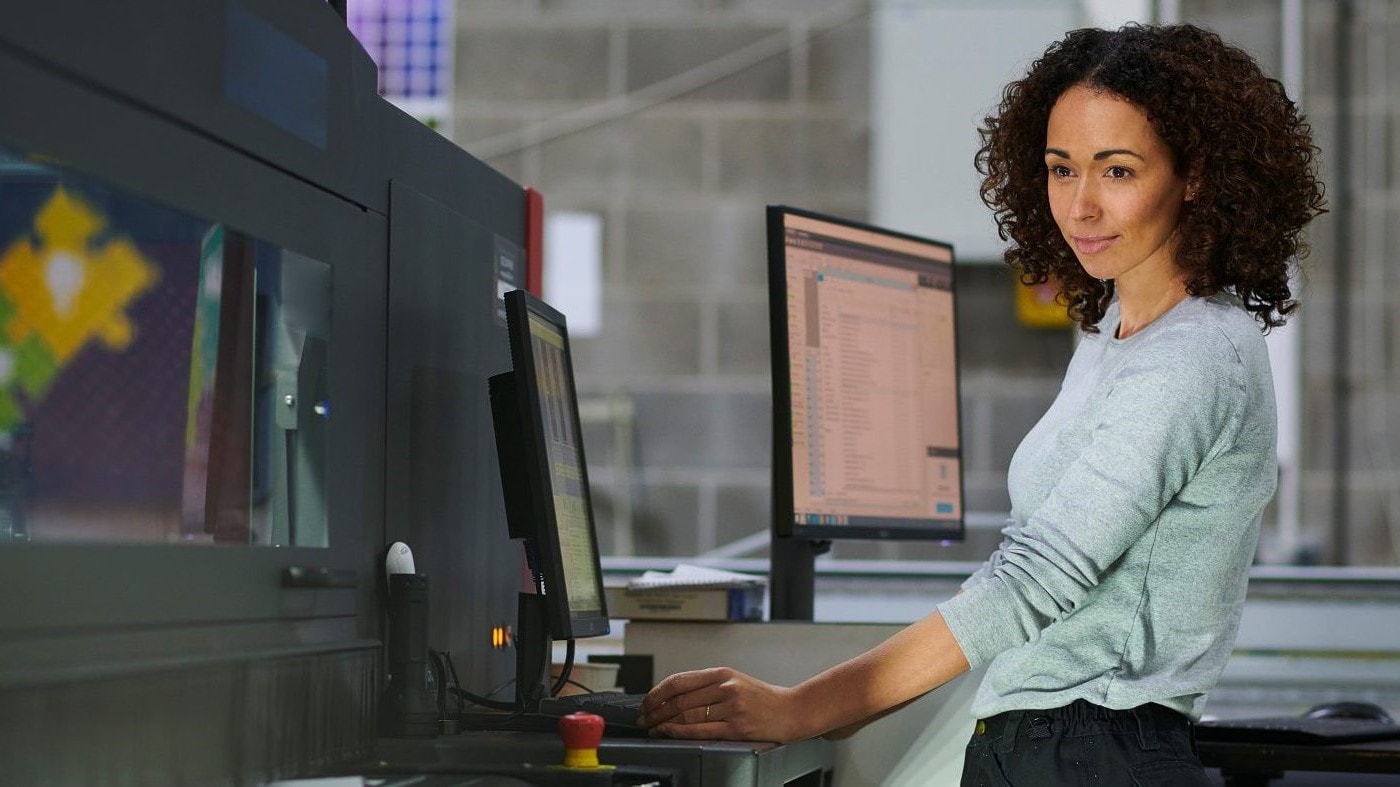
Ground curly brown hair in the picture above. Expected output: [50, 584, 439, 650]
[977, 23, 1326, 332]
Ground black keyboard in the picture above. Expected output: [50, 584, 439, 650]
[1195, 716, 1400, 745]
[537, 692, 649, 735]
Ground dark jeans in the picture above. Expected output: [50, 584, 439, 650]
[960, 699, 1214, 787]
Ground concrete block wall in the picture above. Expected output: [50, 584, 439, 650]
[452, 0, 1073, 562]
[1184, 0, 1400, 567]
[1295, 0, 1400, 567]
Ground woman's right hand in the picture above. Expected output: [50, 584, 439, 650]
[637, 666, 809, 743]
[638, 610, 970, 744]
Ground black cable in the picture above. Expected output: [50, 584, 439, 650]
[441, 649, 466, 716]
[564, 678, 595, 694]
[524, 540, 545, 594]
[484, 677, 516, 699]
[449, 686, 519, 713]
[550, 638, 575, 697]
[432, 647, 518, 712]
[428, 649, 449, 717]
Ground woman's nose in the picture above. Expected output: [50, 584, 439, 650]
[1071, 182, 1099, 221]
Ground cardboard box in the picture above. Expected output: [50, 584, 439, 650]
[605, 584, 764, 622]
[551, 661, 621, 695]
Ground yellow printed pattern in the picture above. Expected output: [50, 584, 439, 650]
[0, 185, 160, 431]
[0, 186, 159, 365]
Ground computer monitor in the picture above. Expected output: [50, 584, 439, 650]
[489, 289, 610, 643]
[768, 205, 964, 542]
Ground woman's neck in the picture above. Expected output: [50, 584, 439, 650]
[1115, 277, 1189, 340]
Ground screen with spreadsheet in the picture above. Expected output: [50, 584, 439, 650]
[492, 289, 609, 641]
[524, 309, 605, 619]
[768, 206, 964, 540]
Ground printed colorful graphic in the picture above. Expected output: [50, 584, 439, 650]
[0, 186, 160, 430]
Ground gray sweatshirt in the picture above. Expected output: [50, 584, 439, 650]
[938, 293, 1277, 721]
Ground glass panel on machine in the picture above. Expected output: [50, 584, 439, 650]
[0, 141, 330, 546]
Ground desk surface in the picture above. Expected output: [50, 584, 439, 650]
[1199, 737, 1400, 778]
[375, 729, 833, 787]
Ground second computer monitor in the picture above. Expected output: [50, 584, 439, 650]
[768, 206, 964, 541]
[492, 289, 610, 641]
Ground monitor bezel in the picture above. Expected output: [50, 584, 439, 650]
[501, 288, 611, 640]
[767, 204, 966, 542]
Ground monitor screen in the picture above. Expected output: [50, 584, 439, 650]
[492, 289, 609, 641]
[768, 206, 964, 541]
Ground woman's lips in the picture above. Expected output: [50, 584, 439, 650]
[1073, 235, 1116, 254]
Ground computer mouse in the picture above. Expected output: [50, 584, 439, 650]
[1304, 701, 1394, 724]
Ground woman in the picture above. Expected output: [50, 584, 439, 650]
[636, 23, 1326, 785]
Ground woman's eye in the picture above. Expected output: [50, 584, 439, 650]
[1106, 166, 1132, 178]
[1047, 164, 1073, 178]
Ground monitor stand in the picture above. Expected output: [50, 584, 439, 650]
[514, 592, 552, 712]
[769, 536, 830, 621]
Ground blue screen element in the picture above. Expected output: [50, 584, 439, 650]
[223, 2, 329, 149]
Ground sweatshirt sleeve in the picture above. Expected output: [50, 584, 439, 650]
[938, 327, 1245, 668]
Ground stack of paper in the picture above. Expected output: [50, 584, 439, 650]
[627, 563, 767, 590]
[606, 564, 766, 621]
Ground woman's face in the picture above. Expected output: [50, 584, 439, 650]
[1044, 84, 1191, 290]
